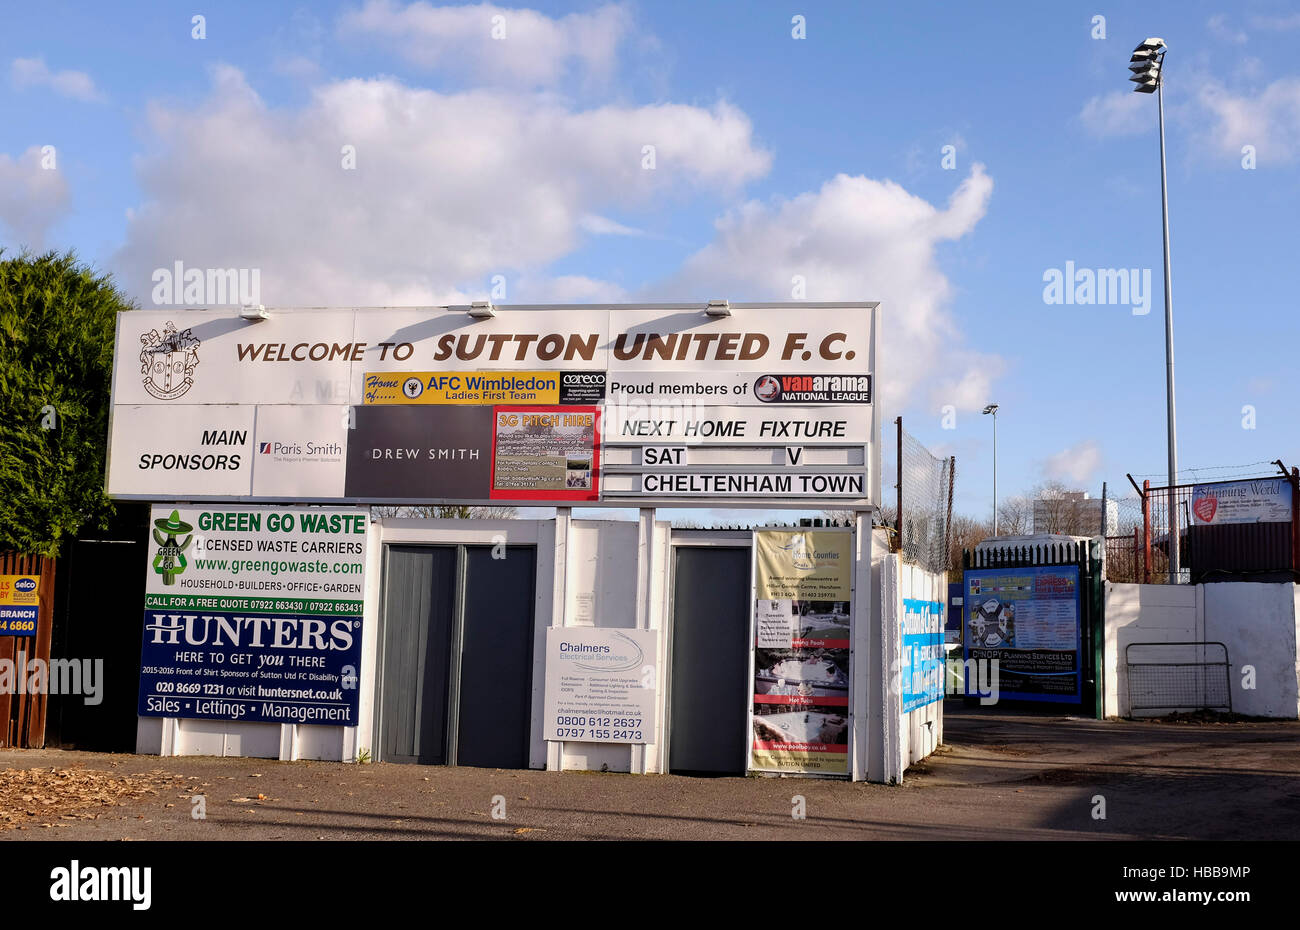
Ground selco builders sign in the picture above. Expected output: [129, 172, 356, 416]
[0, 575, 40, 635]
[138, 505, 369, 725]
[107, 304, 877, 507]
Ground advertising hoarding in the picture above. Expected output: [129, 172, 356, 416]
[138, 504, 369, 725]
[751, 529, 851, 776]
[900, 597, 945, 712]
[962, 565, 1082, 703]
[0, 575, 40, 636]
[543, 627, 658, 743]
[1191, 478, 1292, 525]
[107, 304, 877, 508]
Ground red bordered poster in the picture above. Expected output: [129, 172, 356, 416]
[489, 405, 601, 501]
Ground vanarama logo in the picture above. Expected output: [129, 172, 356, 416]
[140, 321, 200, 400]
[753, 374, 872, 404]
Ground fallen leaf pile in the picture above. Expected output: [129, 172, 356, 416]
[0, 765, 187, 831]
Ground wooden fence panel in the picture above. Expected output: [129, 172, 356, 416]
[0, 551, 55, 748]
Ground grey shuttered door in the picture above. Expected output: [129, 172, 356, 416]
[669, 547, 751, 775]
[380, 546, 457, 764]
[456, 545, 536, 769]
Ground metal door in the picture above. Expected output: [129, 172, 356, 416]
[379, 546, 457, 763]
[668, 546, 751, 775]
[379, 544, 536, 766]
[455, 545, 536, 768]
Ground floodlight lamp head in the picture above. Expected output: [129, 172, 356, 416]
[982, 404, 999, 415]
[468, 300, 496, 319]
[705, 298, 732, 317]
[240, 303, 269, 321]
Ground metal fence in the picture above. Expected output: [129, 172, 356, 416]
[1125, 642, 1232, 714]
[1114, 468, 1298, 584]
[895, 418, 954, 575]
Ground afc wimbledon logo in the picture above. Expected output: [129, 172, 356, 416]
[140, 321, 200, 400]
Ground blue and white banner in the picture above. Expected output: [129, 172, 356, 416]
[901, 597, 945, 712]
[138, 610, 363, 724]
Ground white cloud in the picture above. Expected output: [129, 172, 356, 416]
[1043, 440, 1102, 485]
[338, 0, 632, 87]
[663, 166, 999, 412]
[273, 56, 323, 80]
[0, 146, 70, 251]
[114, 67, 769, 306]
[10, 57, 104, 102]
[1079, 91, 1151, 138]
[579, 214, 644, 237]
[1207, 14, 1247, 44]
[1198, 77, 1300, 162]
[1249, 13, 1300, 30]
[514, 273, 627, 302]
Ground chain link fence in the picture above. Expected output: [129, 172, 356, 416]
[896, 421, 955, 575]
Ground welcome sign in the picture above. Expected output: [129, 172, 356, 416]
[106, 303, 878, 508]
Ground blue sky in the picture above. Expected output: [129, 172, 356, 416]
[3, 0, 1298, 523]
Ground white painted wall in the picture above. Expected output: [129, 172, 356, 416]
[135, 511, 907, 782]
[881, 553, 946, 774]
[1204, 583, 1298, 718]
[1105, 581, 1300, 718]
[550, 515, 670, 775]
[1104, 582, 1198, 717]
[1295, 585, 1300, 718]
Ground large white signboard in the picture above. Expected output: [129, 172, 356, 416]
[543, 627, 658, 743]
[107, 303, 878, 507]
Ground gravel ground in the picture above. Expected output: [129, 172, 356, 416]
[3, 706, 1298, 841]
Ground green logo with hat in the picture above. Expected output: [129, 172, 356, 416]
[152, 510, 194, 586]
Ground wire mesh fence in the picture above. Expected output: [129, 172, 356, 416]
[897, 422, 954, 575]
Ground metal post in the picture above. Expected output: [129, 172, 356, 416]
[1100, 481, 1108, 538]
[894, 416, 903, 552]
[1142, 479, 1152, 584]
[991, 410, 998, 536]
[1156, 68, 1181, 582]
[945, 455, 956, 573]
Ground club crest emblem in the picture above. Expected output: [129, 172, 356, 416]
[140, 322, 200, 400]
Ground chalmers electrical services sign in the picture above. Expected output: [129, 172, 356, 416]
[107, 303, 877, 507]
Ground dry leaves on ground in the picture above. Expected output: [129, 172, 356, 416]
[0, 765, 186, 831]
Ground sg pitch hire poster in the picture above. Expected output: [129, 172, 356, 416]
[751, 529, 851, 776]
